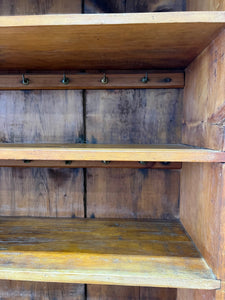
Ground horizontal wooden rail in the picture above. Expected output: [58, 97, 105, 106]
[0, 72, 184, 90]
[0, 160, 182, 169]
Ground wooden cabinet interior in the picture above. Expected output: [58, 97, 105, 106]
[0, 1, 224, 300]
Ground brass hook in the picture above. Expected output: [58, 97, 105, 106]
[141, 72, 149, 84]
[102, 161, 111, 165]
[101, 73, 109, 84]
[22, 74, 30, 85]
[61, 73, 70, 85]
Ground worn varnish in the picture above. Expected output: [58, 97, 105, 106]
[0, 12, 224, 70]
[0, 217, 219, 289]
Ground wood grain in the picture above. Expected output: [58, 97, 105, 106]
[182, 29, 225, 151]
[0, 0, 81, 15]
[0, 12, 224, 70]
[0, 160, 182, 169]
[0, 217, 219, 289]
[0, 72, 184, 90]
[0, 144, 222, 162]
[180, 163, 225, 280]
[0, 1, 84, 299]
[0, 89, 84, 298]
[0, 281, 85, 300]
[186, 0, 225, 11]
[85, 88, 182, 298]
[86, 168, 179, 219]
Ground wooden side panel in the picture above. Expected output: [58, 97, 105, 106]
[178, 282, 225, 300]
[180, 163, 225, 278]
[186, 0, 225, 11]
[180, 2, 225, 300]
[182, 29, 225, 151]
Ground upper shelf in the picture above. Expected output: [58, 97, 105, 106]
[0, 12, 225, 70]
[0, 144, 224, 163]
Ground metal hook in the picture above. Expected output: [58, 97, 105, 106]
[22, 74, 30, 85]
[101, 73, 109, 84]
[164, 77, 172, 83]
[141, 72, 149, 84]
[139, 161, 147, 165]
[102, 161, 111, 165]
[23, 160, 32, 163]
[61, 73, 70, 85]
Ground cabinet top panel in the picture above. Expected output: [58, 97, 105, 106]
[0, 12, 224, 70]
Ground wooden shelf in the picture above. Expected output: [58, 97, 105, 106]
[0, 12, 224, 70]
[0, 217, 219, 289]
[0, 144, 224, 162]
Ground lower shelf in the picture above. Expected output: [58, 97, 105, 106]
[0, 217, 220, 289]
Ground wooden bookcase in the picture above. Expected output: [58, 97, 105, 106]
[0, 1, 224, 299]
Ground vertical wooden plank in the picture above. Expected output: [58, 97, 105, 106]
[0, 90, 85, 299]
[140, 288, 177, 300]
[86, 285, 139, 300]
[0, 281, 84, 300]
[186, 0, 225, 11]
[0, 0, 81, 15]
[85, 89, 181, 299]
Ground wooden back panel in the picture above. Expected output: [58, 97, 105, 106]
[0, 1, 184, 300]
[84, 1, 184, 299]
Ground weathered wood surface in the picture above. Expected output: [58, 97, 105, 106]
[0, 217, 219, 289]
[85, 89, 182, 297]
[0, 160, 182, 169]
[178, 282, 225, 300]
[0, 72, 184, 90]
[0, 89, 84, 296]
[0, 281, 85, 300]
[179, 2, 225, 299]
[180, 163, 225, 280]
[0, 0, 81, 15]
[0, 13, 224, 70]
[182, 29, 225, 151]
[186, 0, 225, 11]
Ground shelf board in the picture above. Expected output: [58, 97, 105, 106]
[0, 12, 224, 70]
[0, 144, 224, 162]
[0, 217, 219, 289]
